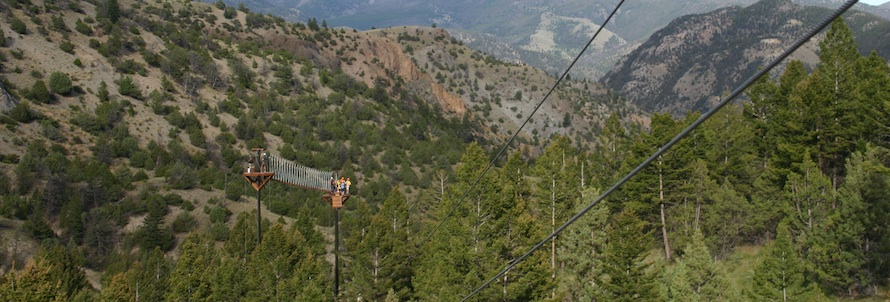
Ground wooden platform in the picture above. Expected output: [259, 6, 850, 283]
[243, 172, 274, 191]
[323, 193, 351, 209]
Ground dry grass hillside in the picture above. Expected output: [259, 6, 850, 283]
[0, 0, 642, 276]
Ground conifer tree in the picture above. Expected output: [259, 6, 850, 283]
[166, 234, 217, 301]
[499, 153, 550, 301]
[557, 187, 608, 301]
[414, 143, 509, 300]
[532, 135, 577, 286]
[748, 223, 826, 301]
[702, 103, 757, 196]
[590, 113, 630, 187]
[349, 189, 414, 301]
[675, 228, 734, 301]
[223, 211, 258, 259]
[852, 146, 890, 287]
[596, 210, 659, 301]
[784, 152, 833, 248]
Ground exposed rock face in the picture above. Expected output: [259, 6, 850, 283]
[333, 30, 466, 115]
[363, 38, 423, 81]
[0, 84, 18, 113]
[263, 28, 465, 115]
[265, 33, 341, 70]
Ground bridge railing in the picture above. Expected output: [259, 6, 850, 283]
[264, 153, 334, 192]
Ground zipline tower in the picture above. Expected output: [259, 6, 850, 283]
[242, 148, 350, 298]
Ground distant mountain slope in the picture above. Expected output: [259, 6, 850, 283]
[213, 0, 889, 81]
[600, 0, 890, 114]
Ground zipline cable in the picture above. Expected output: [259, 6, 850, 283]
[460, 0, 859, 300]
[412, 0, 629, 256]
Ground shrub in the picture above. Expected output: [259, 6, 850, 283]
[207, 206, 231, 223]
[171, 212, 197, 233]
[11, 18, 27, 34]
[75, 19, 93, 35]
[223, 7, 236, 19]
[48, 72, 73, 95]
[51, 15, 68, 32]
[210, 221, 229, 241]
[9, 101, 37, 123]
[60, 41, 75, 54]
[117, 76, 142, 100]
[30, 80, 52, 103]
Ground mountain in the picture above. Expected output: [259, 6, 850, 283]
[211, 0, 890, 81]
[216, 0, 755, 80]
[0, 0, 636, 271]
[600, 0, 890, 114]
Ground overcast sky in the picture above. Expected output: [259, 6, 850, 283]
[861, 0, 888, 5]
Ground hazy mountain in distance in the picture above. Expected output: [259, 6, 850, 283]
[215, 0, 888, 80]
[600, 0, 890, 114]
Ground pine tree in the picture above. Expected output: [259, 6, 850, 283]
[748, 223, 826, 302]
[853, 52, 890, 149]
[532, 135, 577, 289]
[702, 103, 757, 196]
[133, 198, 174, 252]
[499, 153, 550, 301]
[0, 244, 90, 301]
[675, 228, 734, 301]
[166, 234, 217, 301]
[784, 152, 833, 250]
[348, 189, 414, 301]
[223, 211, 258, 259]
[591, 113, 630, 187]
[557, 187, 608, 301]
[848, 146, 890, 288]
[414, 143, 495, 301]
[103, 0, 121, 23]
[596, 210, 659, 301]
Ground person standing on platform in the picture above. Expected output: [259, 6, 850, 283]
[345, 178, 351, 194]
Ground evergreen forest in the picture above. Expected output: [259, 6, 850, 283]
[0, 0, 889, 301]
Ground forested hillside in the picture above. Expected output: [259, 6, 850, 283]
[1, 0, 889, 301]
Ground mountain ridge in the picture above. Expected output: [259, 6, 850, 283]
[600, 0, 890, 114]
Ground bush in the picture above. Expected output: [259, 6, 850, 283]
[9, 101, 37, 123]
[11, 18, 27, 35]
[51, 15, 68, 32]
[180, 199, 195, 211]
[117, 76, 141, 100]
[75, 19, 93, 35]
[207, 205, 232, 223]
[210, 221, 229, 241]
[30, 80, 52, 103]
[171, 212, 197, 233]
[60, 41, 75, 54]
[48, 72, 73, 95]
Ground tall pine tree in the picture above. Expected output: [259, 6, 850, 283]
[596, 210, 659, 301]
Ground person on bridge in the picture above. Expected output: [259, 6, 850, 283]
[330, 177, 337, 194]
[345, 178, 351, 194]
[339, 177, 346, 194]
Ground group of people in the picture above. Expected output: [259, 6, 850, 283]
[331, 176, 351, 195]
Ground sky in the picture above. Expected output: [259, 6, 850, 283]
[861, 0, 888, 5]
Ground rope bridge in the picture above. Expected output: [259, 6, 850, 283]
[264, 153, 335, 192]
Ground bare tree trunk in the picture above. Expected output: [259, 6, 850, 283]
[694, 203, 701, 230]
[659, 166, 672, 261]
[551, 178, 557, 299]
